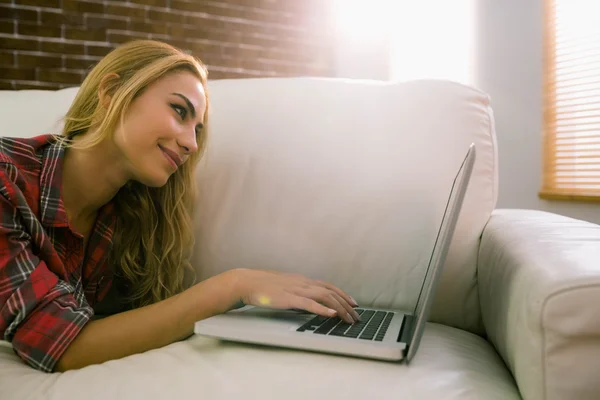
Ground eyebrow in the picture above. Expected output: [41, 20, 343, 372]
[171, 92, 204, 129]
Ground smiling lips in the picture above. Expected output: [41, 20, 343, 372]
[159, 145, 183, 169]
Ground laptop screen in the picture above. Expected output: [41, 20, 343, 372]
[404, 144, 476, 362]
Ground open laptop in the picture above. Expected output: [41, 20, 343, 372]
[194, 143, 476, 363]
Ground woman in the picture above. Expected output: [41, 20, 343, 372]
[0, 40, 360, 373]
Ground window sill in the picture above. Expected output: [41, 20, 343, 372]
[538, 191, 600, 203]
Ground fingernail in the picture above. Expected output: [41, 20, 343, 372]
[350, 296, 358, 306]
[328, 309, 337, 316]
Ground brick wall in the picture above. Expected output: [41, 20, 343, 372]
[0, 0, 335, 90]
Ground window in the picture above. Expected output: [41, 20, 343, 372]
[388, 0, 474, 85]
[541, 0, 600, 201]
[330, 0, 474, 85]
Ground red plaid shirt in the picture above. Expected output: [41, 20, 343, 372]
[0, 134, 116, 372]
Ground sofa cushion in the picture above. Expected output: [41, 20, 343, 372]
[0, 77, 498, 335]
[0, 323, 519, 400]
[479, 209, 600, 400]
[0, 87, 79, 138]
[192, 77, 498, 335]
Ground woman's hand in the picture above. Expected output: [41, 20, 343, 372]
[230, 269, 361, 324]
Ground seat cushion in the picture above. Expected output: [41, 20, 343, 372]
[0, 323, 520, 400]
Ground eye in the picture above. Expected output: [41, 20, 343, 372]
[171, 104, 187, 120]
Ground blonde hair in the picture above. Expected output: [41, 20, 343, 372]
[58, 40, 209, 307]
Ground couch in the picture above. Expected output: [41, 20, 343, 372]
[0, 77, 598, 400]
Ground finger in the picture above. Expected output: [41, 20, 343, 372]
[314, 280, 358, 307]
[297, 287, 354, 324]
[290, 295, 338, 318]
[329, 291, 361, 322]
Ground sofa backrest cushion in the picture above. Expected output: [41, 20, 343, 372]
[191, 77, 498, 335]
[0, 77, 498, 334]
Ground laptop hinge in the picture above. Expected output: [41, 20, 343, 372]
[397, 314, 415, 353]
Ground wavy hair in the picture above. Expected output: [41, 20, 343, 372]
[57, 40, 209, 307]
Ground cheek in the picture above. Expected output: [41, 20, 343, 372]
[114, 106, 181, 163]
[120, 114, 173, 149]
[113, 122, 158, 168]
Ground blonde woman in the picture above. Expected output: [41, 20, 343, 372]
[0, 40, 359, 373]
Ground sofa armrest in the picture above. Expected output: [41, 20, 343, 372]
[478, 209, 600, 400]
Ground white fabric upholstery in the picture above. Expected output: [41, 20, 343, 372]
[479, 209, 600, 400]
[0, 323, 520, 400]
[0, 86, 79, 138]
[11, 77, 598, 399]
[0, 78, 498, 335]
[192, 78, 498, 336]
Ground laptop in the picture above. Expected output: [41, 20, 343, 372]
[194, 143, 476, 363]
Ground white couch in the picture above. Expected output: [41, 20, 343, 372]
[0, 78, 599, 400]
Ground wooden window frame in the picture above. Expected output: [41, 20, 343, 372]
[539, 0, 600, 203]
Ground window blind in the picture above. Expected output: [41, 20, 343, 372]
[541, 0, 600, 201]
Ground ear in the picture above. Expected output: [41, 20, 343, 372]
[98, 72, 120, 109]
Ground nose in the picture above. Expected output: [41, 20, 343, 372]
[177, 128, 199, 154]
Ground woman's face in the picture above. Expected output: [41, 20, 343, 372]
[113, 70, 207, 187]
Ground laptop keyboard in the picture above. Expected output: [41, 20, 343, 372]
[296, 309, 394, 341]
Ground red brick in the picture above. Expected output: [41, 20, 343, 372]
[166, 39, 191, 53]
[107, 31, 149, 45]
[65, 27, 106, 42]
[41, 10, 84, 26]
[63, 0, 104, 14]
[176, 1, 294, 26]
[64, 56, 101, 69]
[0, 81, 14, 90]
[242, 6, 291, 25]
[14, 81, 61, 90]
[214, 29, 283, 50]
[130, 21, 169, 36]
[184, 12, 302, 43]
[183, 40, 222, 56]
[147, 9, 184, 24]
[261, 46, 315, 64]
[0, 67, 35, 81]
[170, 0, 201, 13]
[0, 0, 334, 87]
[0, 51, 15, 67]
[183, 14, 224, 30]
[86, 44, 115, 57]
[220, 43, 261, 59]
[58, 83, 81, 89]
[18, 22, 62, 38]
[218, 0, 262, 9]
[15, 0, 61, 8]
[86, 15, 128, 31]
[180, 26, 217, 42]
[38, 69, 83, 84]
[105, 4, 147, 20]
[178, 2, 243, 21]
[0, 37, 39, 51]
[194, 52, 220, 66]
[0, 20, 14, 34]
[17, 53, 63, 69]
[167, 24, 185, 38]
[40, 41, 84, 55]
[0, 5, 38, 21]
[127, 0, 167, 6]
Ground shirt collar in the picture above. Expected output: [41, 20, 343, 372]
[39, 138, 70, 228]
